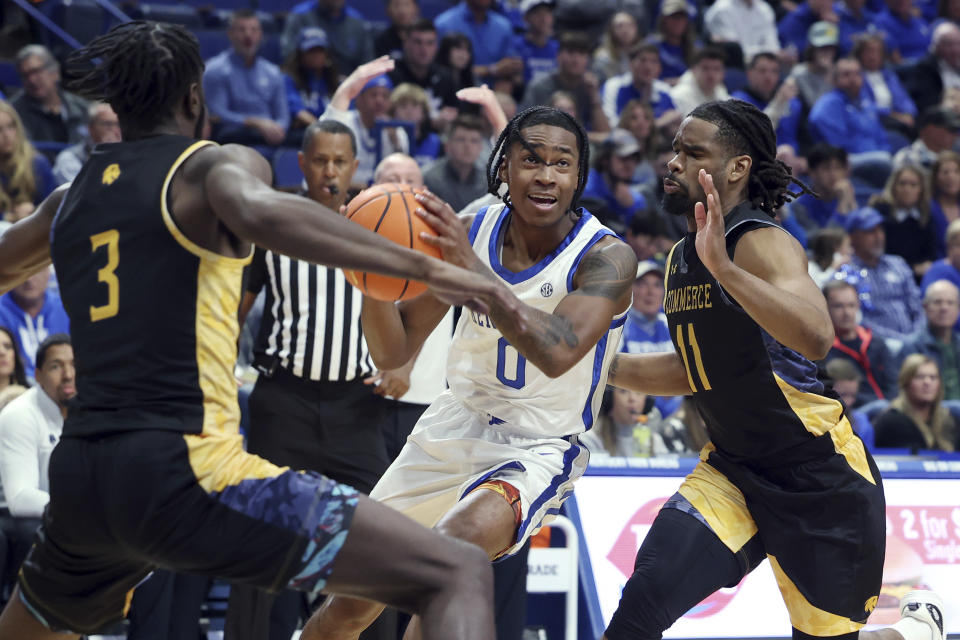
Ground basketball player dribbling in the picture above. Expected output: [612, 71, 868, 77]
[0, 22, 517, 640]
[600, 100, 945, 640]
[308, 106, 638, 639]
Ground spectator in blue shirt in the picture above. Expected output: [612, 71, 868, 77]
[731, 51, 804, 155]
[602, 44, 680, 129]
[374, 0, 420, 59]
[280, 0, 373, 76]
[512, 0, 559, 84]
[0, 269, 69, 383]
[281, 27, 338, 146]
[875, 0, 932, 62]
[837, 0, 882, 54]
[434, 0, 523, 88]
[791, 144, 858, 230]
[389, 83, 442, 168]
[0, 101, 55, 222]
[854, 32, 917, 146]
[204, 10, 290, 146]
[646, 0, 699, 83]
[582, 128, 648, 227]
[809, 56, 893, 188]
[779, 0, 840, 55]
[921, 218, 960, 299]
[929, 151, 960, 250]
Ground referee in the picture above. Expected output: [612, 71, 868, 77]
[226, 120, 394, 640]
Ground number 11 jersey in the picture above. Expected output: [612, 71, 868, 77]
[446, 204, 627, 438]
[51, 136, 251, 438]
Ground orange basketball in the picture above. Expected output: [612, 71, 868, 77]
[343, 183, 442, 301]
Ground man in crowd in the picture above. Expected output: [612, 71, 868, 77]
[389, 19, 460, 128]
[521, 32, 609, 133]
[824, 358, 876, 450]
[374, 0, 419, 59]
[0, 269, 69, 382]
[841, 207, 924, 341]
[281, 0, 373, 76]
[203, 10, 288, 145]
[11, 45, 88, 145]
[892, 107, 960, 171]
[824, 279, 898, 407]
[730, 52, 803, 158]
[669, 46, 730, 116]
[52, 103, 121, 185]
[423, 114, 488, 212]
[704, 0, 781, 62]
[922, 218, 960, 295]
[902, 279, 960, 400]
[601, 44, 679, 128]
[512, 0, 559, 85]
[581, 128, 647, 226]
[788, 143, 857, 231]
[898, 22, 960, 116]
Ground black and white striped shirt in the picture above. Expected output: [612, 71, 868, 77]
[247, 248, 374, 382]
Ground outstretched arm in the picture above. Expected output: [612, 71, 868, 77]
[0, 185, 68, 295]
[693, 170, 833, 360]
[607, 352, 693, 396]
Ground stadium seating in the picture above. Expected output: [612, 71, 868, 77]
[272, 147, 303, 189]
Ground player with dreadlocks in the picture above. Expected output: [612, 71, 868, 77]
[0, 20, 515, 640]
[601, 99, 945, 640]
[308, 105, 636, 639]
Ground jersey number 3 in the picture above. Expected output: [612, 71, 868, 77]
[676, 323, 711, 392]
[89, 229, 120, 322]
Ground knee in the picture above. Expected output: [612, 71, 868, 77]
[435, 509, 514, 560]
[312, 595, 382, 636]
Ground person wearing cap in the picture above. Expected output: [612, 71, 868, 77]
[582, 129, 648, 226]
[281, 27, 338, 142]
[778, 0, 839, 55]
[897, 22, 960, 114]
[786, 21, 840, 110]
[512, 0, 559, 85]
[647, 0, 699, 82]
[601, 43, 679, 127]
[521, 32, 610, 134]
[202, 9, 289, 146]
[320, 56, 409, 188]
[668, 45, 730, 116]
[875, 0, 932, 63]
[893, 107, 960, 171]
[809, 56, 893, 190]
[280, 0, 373, 77]
[703, 0, 781, 62]
[434, 0, 523, 88]
[839, 206, 924, 341]
[731, 51, 803, 155]
[855, 32, 917, 139]
[619, 260, 682, 417]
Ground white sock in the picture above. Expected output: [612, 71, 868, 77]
[890, 616, 934, 640]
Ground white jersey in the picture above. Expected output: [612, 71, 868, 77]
[447, 204, 627, 438]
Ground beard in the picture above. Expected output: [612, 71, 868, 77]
[661, 175, 698, 217]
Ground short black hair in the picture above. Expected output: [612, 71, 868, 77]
[448, 113, 488, 137]
[807, 143, 849, 170]
[691, 45, 726, 66]
[302, 119, 357, 156]
[63, 21, 204, 135]
[487, 106, 590, 209]
[688, 99, 815, 215]
[629, 43, 661, 60]
[558, 31, 592, 54]
[747, 51, 779, 69]
[36, 333, 71, 371]
[230, 8, 258, 24]
[408, 18, 436, 33]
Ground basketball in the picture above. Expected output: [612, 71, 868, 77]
[343, 183, 443, 301]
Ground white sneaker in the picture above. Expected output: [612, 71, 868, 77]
[900, 590, 945, 640]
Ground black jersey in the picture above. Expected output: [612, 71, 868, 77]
[664, 203, 845, 462]
[51, 136, 251, 437]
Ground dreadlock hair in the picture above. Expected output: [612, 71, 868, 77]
[486, 106, 590, 210]
[63, 21, 204, 136]
[687, 99, 816, 216]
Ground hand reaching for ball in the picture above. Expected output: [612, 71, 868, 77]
[414, 189, 479, 271]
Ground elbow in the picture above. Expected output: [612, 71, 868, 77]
[539, 358, 574, 380]
[806, 329, 834, 362]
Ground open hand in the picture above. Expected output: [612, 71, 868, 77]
[340, 55, 395, 103]
[693, 169, 732, 277]
[364, 368, 411, 398]
[414, 189, 478, 270]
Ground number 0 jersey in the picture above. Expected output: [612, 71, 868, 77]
[446, 204, 627, 438]
[51, 136, 251, 438]
[665, 202, 846, 462]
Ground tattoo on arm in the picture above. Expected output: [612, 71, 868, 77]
[572, 242, 637, 302]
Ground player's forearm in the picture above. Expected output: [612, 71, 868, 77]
[361, 299, 414, 370]
[607, 352, 692, 396]
[711, 262, 833, 360]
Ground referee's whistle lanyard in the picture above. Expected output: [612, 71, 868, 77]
[830, 326, 886, 401]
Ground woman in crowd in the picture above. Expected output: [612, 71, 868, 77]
[388, 83, 441, 167]
[929, 150, 960, 252]
[0, 101, 55, 223]
[646, 0, 698, 83]
[437, 32, 476, 93]
[580, 387, 674, 457]
[618, 98, 659, 186]
[807, 226, 852, 287]
[853, 33, 917, 145]
[874, 354, 958, 452]
[593, 12, 643, 82]
[0, 326, 28, 414]
[281, 27, 338, 146]
[870, 165, 938, 277]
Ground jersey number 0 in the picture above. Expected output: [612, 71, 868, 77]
[89, 229, 120, 322]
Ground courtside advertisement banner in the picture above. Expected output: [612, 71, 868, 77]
[575, 475, 960, 638]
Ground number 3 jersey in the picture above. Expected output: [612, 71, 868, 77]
[665, 203, 847, 462]
[51, 136, 250, 438]
[446, 204, 627, 438]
